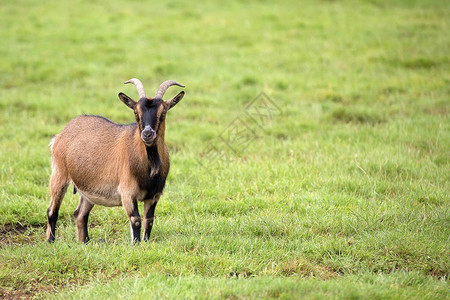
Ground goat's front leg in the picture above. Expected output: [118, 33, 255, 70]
[122, 195, 141, 243]
[143, 194, 161, 241]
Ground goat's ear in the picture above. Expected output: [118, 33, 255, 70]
[166, 91, 185, 110]
[118, 93, 137, 110]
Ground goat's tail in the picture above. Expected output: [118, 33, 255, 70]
[49, 137, 56, 152]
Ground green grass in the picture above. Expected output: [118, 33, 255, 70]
[0, 0, 449, 299]
[53, 272, 449, 300]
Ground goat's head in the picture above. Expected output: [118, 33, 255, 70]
[118, 79, 185, 147]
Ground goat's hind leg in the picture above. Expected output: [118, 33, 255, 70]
[73, 195, 94, 243]
[46, 168, 69, 243]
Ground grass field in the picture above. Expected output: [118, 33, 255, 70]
[0, 0, 449, 298]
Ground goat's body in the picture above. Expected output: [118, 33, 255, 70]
[53, 117, 128, 207]
[51, 115, 168, 206]
[47, 115, 169, 242]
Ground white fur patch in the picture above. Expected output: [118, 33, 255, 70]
[150, 166, 160, 177]
[49, 137, 55, 152]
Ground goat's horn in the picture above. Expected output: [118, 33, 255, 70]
[124, 78, 146, 99]
[154, 80, 185, 100]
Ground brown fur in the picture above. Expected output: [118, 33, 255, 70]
[46, 86, 184, 243]
[51, 116, 168, 203]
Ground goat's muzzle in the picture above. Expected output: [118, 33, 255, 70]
[141, 127, 157, 146]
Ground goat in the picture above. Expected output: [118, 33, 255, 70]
[46, 78, 185, 243]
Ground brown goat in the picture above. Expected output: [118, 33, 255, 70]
[46, 79, 185, 243]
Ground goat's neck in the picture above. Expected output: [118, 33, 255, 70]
[145, 145, 161, 176]
[134, 126, 167, 177]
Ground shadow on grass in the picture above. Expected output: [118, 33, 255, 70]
[0, 223, 44, 246]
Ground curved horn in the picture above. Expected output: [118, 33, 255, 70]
[124, 78, 146, 99]
[154, 80, 185, 100]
